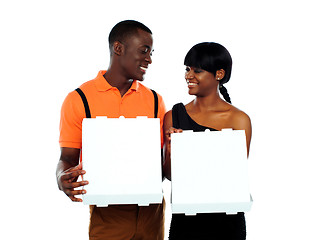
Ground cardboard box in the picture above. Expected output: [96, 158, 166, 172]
[82, 116, 163, 207]
[171, 129, 252, 215]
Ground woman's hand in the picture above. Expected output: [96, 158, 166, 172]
[165, 127, 183, 142]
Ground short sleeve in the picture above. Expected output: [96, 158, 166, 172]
[59, 91, 85, 149]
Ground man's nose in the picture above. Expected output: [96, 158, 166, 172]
[145, 53, 152, 64]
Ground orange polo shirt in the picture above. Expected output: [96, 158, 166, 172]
[59, 70, 166, 149]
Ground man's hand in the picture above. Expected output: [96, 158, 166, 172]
[57, 162, 89, 202]
[56, 147, 89, 202]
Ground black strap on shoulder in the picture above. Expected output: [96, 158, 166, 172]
[75, 88, 91, 118]
[151, 89, 158, 118]
[75, 87, 156, 119]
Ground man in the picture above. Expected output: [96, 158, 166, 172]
[56, 20, 166, 240]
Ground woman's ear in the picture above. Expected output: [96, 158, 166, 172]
[113, 41, 124, 56]
[215, 69, 226, 81]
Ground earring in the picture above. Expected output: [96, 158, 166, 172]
[217, 77, 221, 81]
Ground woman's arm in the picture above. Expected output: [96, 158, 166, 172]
[162, 110, 183, 180]
[162, 111, 173, 180]
[232, 111, 252, 157]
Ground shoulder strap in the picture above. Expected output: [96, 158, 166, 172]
[172, 103, 181, 128]
[75, 87, 156, 119]
[75, 88, 91, 118]
[151, 89, 158, 118]
[172, 103, 190, 129]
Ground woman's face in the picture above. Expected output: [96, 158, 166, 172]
[185, 66, 218, 96]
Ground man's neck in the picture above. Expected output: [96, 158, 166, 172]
[103, 69, 133, 97]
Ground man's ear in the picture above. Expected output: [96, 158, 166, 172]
[113, 41, 124, 56]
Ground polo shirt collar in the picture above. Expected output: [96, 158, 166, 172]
[95, 70, 140, 92]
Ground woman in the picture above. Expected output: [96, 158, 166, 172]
[163, 42, 252, 239]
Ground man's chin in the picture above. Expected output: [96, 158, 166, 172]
[135, 73, 145, 81]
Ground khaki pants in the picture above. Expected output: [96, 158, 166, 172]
[89, 199, 165, 240]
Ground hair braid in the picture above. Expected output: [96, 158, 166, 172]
[219, 84, 231, 104]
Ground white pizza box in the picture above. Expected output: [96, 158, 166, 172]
[171, 129, 252, 215]
[82, 116, 163, 207]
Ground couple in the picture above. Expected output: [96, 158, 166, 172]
[56, 20, 252, 240]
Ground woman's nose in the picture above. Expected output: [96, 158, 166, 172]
[185, 69, 194, 79]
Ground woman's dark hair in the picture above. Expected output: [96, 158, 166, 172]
[184, 42, 232, 103]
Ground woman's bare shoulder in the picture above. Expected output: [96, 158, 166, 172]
[229, 105, 251, 129]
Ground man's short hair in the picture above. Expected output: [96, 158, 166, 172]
[108, 20, 152, 50]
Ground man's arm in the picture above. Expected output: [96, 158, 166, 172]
[56, 147, 89, 202]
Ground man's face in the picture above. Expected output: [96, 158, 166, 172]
[119, 29, 153, 81]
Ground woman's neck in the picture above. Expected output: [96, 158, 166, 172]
[192, 92, 226, 111]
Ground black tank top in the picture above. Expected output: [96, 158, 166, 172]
[172, 103, 218, 132]
[169, 103, 246, 239]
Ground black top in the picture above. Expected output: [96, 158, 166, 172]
[169, 102, 246, 240]
[172, 103, 218, 132]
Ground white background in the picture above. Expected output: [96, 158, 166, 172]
[1, 0, 316, 239]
